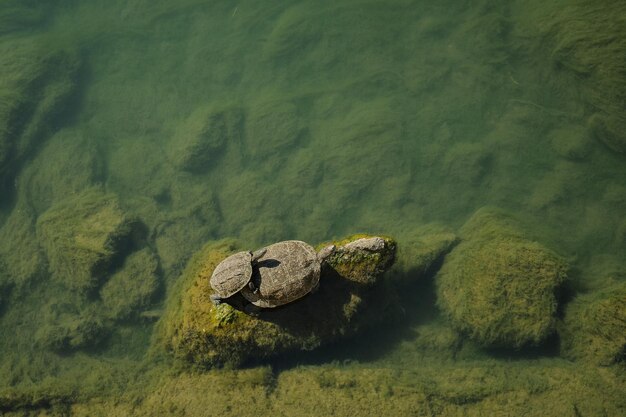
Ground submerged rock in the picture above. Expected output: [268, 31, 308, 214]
[560, 282, 626, 366]
[156, 235, 396, 367]
[36, 189, 138, 293]
[0, 37, 82, 186]
[35, 303, 107, 352]
[436, 208, 568, 348]
[100, 248, 161, 321]
[168, 105, 241, 173]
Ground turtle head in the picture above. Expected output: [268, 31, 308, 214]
[250, 247, 267, 263]
[317, 244, 336, 263]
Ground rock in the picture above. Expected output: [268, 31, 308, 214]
[36, 189, 138, 293]
[321, 235, 396, 286]
[560, 282, 626, 366]
[0, 38, 81, 186]
[549, 126, 592, 161]
[436, 208, 568, 348]
[394, 224, 458, 279]
[155, 235, 396, 368]
[35, 303, 106, 352]
[100, 248, 160, 321]
[168, 105, 241, 173]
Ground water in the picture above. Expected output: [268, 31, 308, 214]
[0, 0, 624, 415]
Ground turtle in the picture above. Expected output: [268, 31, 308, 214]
[209, 248, 266, 305]
[240, 240, 335, 312]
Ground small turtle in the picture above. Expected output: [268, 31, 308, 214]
[209, 248, 266, 305]
[240, 240, 334, 313]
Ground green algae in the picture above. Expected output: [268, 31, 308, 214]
[0, 0, 624, 415]
[437, 209, 569, 348]
[560, 282, 626, 366]
[36, 189, 137, 293]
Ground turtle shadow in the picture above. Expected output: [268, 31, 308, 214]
[256, 257, 446, 371]
[253, 266, 356, 337]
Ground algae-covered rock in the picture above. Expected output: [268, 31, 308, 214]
[36, 189, 138, 293]
[560, 282, 626, 366]
[100, 248, 160, 321]
[320, 236, 396, 286]
[394, 224, 458, 279]
[156, 235, 396, 367]
[35, 303, 107, 352]
[168, 105, 241, 173]
[436, 208, 568, 348]
[0, 37, 81, 185]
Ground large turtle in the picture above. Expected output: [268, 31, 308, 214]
[240, 240, 334, 312]
[209, 248, 266, 305]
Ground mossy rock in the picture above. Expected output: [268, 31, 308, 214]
[35, 303, 107, 352]
[318, 234, 396, 286]
[36, 189, 138, 293]
[0, 37, 81, 184]
[436, 208, 568, 348]
[560, 282, 626, 366]
[100, 248, 161, 321]
[394, 223, 458, 279]
[156, 235, 396, 368]
[168, 105, 241, 173]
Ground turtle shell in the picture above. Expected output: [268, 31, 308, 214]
[210, 251, 253, 298]
[241, 240, 320, 308]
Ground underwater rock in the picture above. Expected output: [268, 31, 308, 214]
[436, 208, 568, 348]
[0, 37, 81, 186]
[35, 303, 107, 352]
[394, 223, 458, 280]
[100, 248, 160, 321]
[168, 105, 241, 173]
[36, 189, 138, 293]
[156, 235, 396, 368]
[560, 282, 626, 366]
[548, 126, 592, 161]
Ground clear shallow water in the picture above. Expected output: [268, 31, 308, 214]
[0, 0, 625, 415]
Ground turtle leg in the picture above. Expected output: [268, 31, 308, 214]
[248, 281, 259, 294]
[244, 303, 262, 317]
[310, 280, 320, 294]
[210, 294, 223, 305]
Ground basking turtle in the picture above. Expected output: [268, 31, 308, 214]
[240, 240, 334, 312]
[209, 248, 266, 305]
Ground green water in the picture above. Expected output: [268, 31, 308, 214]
[0, 0, 625, 415]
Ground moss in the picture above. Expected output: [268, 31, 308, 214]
[560, 282, 626, 366]
[155, 235, 397, 368]
[36, 189, 137, 293]
[394, 223, 458, 279]
[100, 248, 160, 321]
[437, 209, 568, 348]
